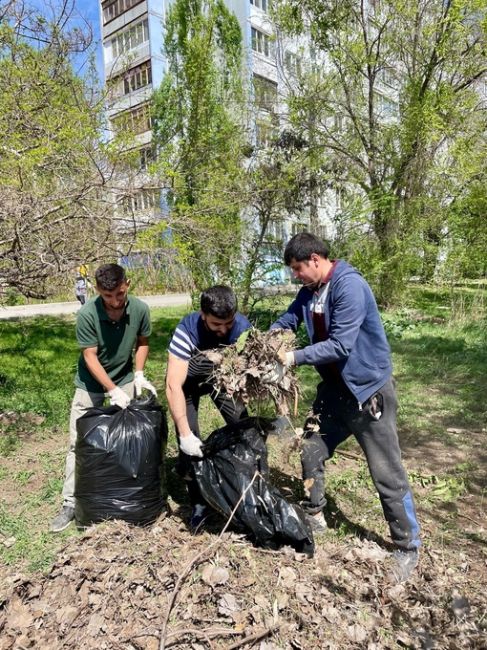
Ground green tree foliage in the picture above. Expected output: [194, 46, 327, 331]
[239, 132, 314, 312]
[0, 1, 141, 300]
[441, 125, 487, 281]
[274, 0, 487, 305]
[151, 0, 246, 290]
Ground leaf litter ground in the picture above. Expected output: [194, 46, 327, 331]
[1, 471, 486, 649]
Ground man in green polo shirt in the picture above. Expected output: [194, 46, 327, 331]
[50, 263, 157, 533]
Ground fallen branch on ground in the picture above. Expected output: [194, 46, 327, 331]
[225, 624, 280, 649]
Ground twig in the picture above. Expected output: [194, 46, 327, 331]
[336, 448, 363, 461]
[165, 627, 243, 648]
[158, 471, 260, 650]
[457, 512, 483, 526]
[131, 626, 243, 645]
[225, 625, 279, 649]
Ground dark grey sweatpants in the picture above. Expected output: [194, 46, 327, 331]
[301, 377, 420, 551]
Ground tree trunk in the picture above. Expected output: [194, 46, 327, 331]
[373, 204, 404, 307]
[241, 213, 271, 313]
[308, 172, 319, 235]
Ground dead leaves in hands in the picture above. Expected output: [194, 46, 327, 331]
[203, 329, 299, 416]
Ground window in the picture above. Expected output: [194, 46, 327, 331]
[379, 67, 397, 88]
[369, 0, 381, 14]
[102, 0, 144, 25]
[250, 0, 268, 11]
[253, 74, 278, 112]
[110, 18, 149, 59]
[284, 51, 302, 77]
[375, 92, 398, 119]
[123, 61, 152, 94]
[138, 145, 154, 170]
[313, 224, 328, 240]
[262, 218, 284, 259]
[109, 61, 152, 98]
[291, 222, 308, 236]
[266, 219, 284, 241]
[251, 27, 273, 58]
[334, 114, 343, 130]
[112, 103, 152, 135]
[255, 118, 277, 148]
[121, 189, 160, 214]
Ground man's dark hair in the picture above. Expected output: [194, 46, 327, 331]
[284, 232, 330, 265]
[200, 285, 237, 319]
[95, 264, 127, 290]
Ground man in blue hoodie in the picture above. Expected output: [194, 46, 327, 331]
[269, 232, 420, 581]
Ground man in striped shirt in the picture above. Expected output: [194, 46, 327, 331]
[166, 285, 251, 530]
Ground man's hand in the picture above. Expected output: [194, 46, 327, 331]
[108, 386, 131, 408]
[263, 351, 295, 384]
[179, 432, 203, 457]
[134, 371, 157, 397]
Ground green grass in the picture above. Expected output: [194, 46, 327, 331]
[0, 315, 80, 428]
[0, 503, 80, 572]
[393, 286, 487, 439]
[0, 285, 486, 574]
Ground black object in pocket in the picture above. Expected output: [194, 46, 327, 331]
[194, 417, 314, 556]
[74, 396, 167, 527]
[363, 391, 384, 420]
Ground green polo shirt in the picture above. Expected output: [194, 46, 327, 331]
[74, 295, 151, 393]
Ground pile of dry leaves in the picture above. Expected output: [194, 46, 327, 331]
[202, 329, 298, 416]
[0, 510, 485, 650]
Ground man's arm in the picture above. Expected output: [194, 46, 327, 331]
[135, 335, 150, 371]
[82, 346, 117, 392]
[133, 335, 158, 396]
[165, 352, 192, 437]
[269, 295, 304, 331]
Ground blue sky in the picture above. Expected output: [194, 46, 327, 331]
[72, 0, 103, 78]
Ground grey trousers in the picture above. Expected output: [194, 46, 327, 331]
[61, 382, 134, 507]
[301, 377, 421, 551]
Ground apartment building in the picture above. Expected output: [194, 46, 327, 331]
[99, 0, 336, 255]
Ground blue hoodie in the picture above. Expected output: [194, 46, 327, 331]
[271, 260, 392, 405]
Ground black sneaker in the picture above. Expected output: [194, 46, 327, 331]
[390, 548, 419, 583]
[50, 506, 75, 533]
[189, 504, 208, 533]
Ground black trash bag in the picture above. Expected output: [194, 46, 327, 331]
[193, 417, 314, 556]
[74, 396, 167, 528]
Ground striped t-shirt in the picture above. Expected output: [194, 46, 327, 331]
[168, 312, 251, 361]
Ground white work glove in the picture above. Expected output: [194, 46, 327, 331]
[134, 371, 157, 397]
[179, 432, 204, 458]
[108, 386, 131, 408]
[263, 351, 295, 384]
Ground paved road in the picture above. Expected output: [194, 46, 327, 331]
[0, 293, 192, 320]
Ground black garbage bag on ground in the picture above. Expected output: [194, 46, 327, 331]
[75, 396, 167, 528]
[193, 417, 314, 556]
